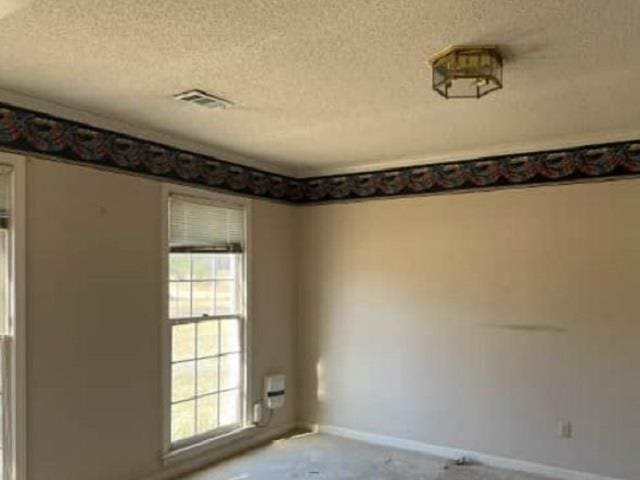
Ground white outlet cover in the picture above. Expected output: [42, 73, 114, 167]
[559, 421, 572, 438]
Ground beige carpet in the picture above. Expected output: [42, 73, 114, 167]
[182, 432, 555, 480]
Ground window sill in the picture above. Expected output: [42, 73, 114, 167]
[163, 425, 258, 466]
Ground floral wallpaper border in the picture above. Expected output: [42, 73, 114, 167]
[1, 101, 639, 203]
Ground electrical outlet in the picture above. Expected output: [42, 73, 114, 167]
[252, 402, 263, 425]
[559, 421, 572, 439]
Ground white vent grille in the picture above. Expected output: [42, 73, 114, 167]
[173, 89, 233, 110]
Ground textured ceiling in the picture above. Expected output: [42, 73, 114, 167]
[1, 0, 639, 176]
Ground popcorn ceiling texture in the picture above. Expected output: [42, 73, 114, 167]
[1, 0, 640, 176]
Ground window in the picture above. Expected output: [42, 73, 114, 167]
[0, 160, 22, 480]
[0, 173, 9, 478]
[167, 195, 246, 448]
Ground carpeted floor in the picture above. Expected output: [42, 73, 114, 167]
[182, 432, 555, 480]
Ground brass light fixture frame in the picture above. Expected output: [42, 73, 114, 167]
[429, 45, 503, 99]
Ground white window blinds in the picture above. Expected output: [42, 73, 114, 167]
[0, 165, 11, 230]
[169, 196, 245, 253]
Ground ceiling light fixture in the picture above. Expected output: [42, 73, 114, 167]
[429, 45, 503, 99]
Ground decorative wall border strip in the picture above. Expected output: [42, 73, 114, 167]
[302, 139, 640, 203]
[1, 101, 639, 204]
[0, 102, 303, 201]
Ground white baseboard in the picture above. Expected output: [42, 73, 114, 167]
[316, 424, 624, 480]
[138, 422, 297, 480]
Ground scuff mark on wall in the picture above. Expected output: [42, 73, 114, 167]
[486, 324, 567, 333]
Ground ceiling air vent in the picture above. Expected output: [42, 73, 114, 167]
[173, 89, 233, 110]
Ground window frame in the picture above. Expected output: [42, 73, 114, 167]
[160, 184, 252, 458]
[0, 153, 26, 480]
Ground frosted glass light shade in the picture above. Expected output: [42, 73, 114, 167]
[430, 46, 503, 99]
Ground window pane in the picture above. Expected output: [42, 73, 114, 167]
[172, 324, 195, 362]
[172, 361, 195, 402]
[196, 394, 219, 434]
[0, 232, 8, 335]
[169, 253, 191, 281]
[197, 320, 219, 357]
[169, 281, 191, 319]
[171, 400, 195, 442]
[192, 281, 215, 317]
[192, 254, 215, 280]
[220, 353, 241, 390]
[220, 319, 240, 354]
[215, 280, 237, 315]
[219, 389, 240, 427]
[215, 255, 235, 279]
[197, 358, 219, 395]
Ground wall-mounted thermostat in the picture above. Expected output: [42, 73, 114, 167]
[264, 373, 286, 409]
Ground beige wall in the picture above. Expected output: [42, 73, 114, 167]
[25, 158, 297, 480]
[20, 154, 640, 480]
[297, 180, 640, 480]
